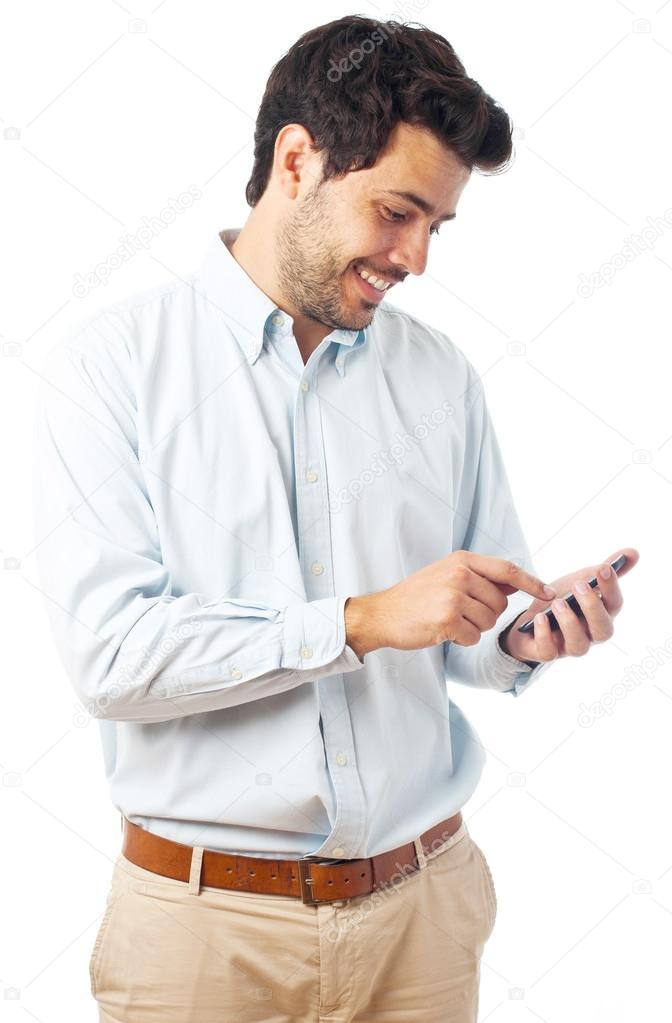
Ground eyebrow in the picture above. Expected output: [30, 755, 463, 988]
[379, 190, 457, 222]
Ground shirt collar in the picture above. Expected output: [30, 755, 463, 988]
[198, 228, 366, 376]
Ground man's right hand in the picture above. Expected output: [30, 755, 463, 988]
[344, 551, 557, 659]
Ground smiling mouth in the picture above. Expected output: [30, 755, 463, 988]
[350, 264, 395, 301]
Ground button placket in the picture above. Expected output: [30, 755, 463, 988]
[315, 679, 365, 858]
[293, 355, 365, 860]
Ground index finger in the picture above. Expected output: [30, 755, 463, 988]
[462, 552, 556, 601]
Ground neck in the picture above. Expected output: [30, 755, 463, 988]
[228, 212, 332, 362]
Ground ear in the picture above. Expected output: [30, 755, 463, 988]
[273, 124, 319, 200]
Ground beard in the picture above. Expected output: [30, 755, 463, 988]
[275, 182, 378, 333]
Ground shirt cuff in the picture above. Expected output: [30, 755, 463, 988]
[463, 601, 554, 697]
[281, 596, 365, 674]
[493, 627, 554, 697]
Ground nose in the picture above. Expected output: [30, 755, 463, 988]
[388, 226, 431, 277]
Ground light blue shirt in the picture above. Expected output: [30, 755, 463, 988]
[33, 228, 553, 860]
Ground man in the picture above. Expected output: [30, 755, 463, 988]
[33, 14, 637, 1022]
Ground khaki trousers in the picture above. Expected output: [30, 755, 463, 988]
[89, 818, 497, 1022]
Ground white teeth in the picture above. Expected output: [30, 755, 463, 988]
[357, 267, 390, 291]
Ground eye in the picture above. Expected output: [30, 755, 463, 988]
[381, 206, 441, 236]
[381, 206, 406, 223]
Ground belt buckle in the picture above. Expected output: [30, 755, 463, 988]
[298, 859, 319, 905]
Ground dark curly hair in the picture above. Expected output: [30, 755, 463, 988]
[244, 14, 514, 207]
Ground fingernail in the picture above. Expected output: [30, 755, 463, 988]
[543, 585, 556, 598]
[552, 599, 565, 613]
[574, 580, 589, 594]
[599, 565, 611, 580]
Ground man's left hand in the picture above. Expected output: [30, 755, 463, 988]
[499, 547, 639, 666]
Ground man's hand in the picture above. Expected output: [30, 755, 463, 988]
[499, 547, 639, 665]
[344, 550, 557, 659]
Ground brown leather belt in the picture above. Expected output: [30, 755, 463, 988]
[121, 811, 463, 906]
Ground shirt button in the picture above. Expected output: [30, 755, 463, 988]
[335, 753, 348, 766]
[299, 645, 313, 659]
[300, 380, 309, 392]
[305, 469, 318, 483]
[331, 847, 346, 858]
[271, 313, 284, 326]
[230, 668, 243, 680]
[311, 562, 324, 575]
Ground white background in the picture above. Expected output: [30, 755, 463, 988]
[1, 0, 671, 1019]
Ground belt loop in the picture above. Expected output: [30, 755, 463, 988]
[188, 846, 204, 896]
[413, 836, 427, 871]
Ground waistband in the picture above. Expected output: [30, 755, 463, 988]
[120, 811, 464, 906]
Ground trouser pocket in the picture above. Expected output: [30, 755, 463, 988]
[470, 837, 498, 935]
[88, 858, 125, 998]
[89, 894, 117, 997]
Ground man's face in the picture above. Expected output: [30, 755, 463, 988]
[275, 121, 471, 333]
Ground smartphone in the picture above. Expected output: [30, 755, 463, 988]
[517, 553, 627, 634]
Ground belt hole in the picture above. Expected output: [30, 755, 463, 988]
[271, 873, 277, 879]
[226, 867, 232, 873]
[249, 871, 255, 876]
